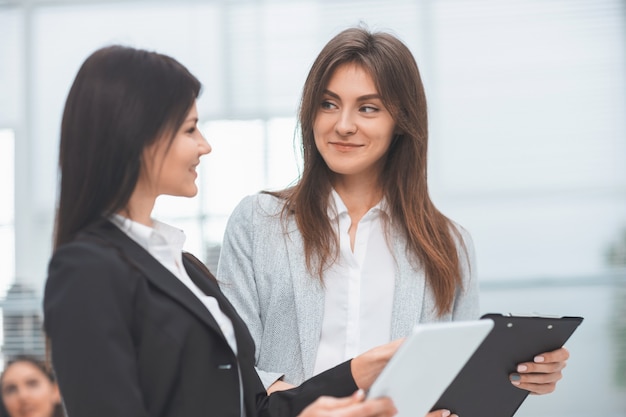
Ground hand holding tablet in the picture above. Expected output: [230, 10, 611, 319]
[367, 320, 494, 417]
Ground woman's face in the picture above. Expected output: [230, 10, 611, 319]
[1, 361, 60, 417]
[313, 62, 397, 183]
[140, 101, 212, 199]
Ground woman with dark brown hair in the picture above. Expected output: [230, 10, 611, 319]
[217, 27, 569, 412]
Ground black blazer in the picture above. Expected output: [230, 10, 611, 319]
[44, 220, 357, 417]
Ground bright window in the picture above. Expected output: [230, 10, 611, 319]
[153, 117, 300, 264]
[198, 117, 299, 243]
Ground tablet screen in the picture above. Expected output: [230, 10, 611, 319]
[368, 319, 494, 417]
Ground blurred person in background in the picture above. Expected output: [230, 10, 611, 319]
[0, 355, 64, 417]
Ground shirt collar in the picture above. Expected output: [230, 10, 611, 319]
[110, 214, 186, 254]
[328, 189, 392, 221]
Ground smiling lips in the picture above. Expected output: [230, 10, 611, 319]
[329, 142, 363, 152]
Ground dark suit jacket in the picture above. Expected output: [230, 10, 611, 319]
[44, 220, 357, 417]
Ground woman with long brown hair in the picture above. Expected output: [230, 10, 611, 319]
[217, 27, 569, 408]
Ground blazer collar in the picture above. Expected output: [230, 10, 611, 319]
[86, 221, 231, 346]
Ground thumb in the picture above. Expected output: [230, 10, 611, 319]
[322, 389, 366, 408]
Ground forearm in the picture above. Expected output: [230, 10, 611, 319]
[260, 361, 358, 417]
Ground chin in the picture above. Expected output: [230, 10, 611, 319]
[170, 188, 198, 198]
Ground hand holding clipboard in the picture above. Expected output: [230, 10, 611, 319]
[432, 313, 583, 417]
[367, 314, 582, 417]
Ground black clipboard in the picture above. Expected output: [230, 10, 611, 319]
[432, 313, 583, 417]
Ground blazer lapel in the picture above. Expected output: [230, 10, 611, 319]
[90, 222, 226, 340]
[284, 222, 325, 377]
[183, 254, 256, 362]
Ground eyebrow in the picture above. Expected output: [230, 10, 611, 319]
[322, 90, 382, 102]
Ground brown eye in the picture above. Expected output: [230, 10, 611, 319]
[360, 105, 379, 113]
[320, 100, 336, 110]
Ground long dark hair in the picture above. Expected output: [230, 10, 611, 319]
[271, 27, 465, 315]
[0, 355, 65, 417]
[54, 45, 201, 249]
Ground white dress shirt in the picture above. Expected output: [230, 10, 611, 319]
[312, 190, 396, 375]
[110, 214, 238, 355]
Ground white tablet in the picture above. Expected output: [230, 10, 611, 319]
[368, 319, 494, 417]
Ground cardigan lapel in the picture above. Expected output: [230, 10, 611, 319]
[89, 222, 227, 342]
[284, 221, 325, 377]
[390, 233, 426, 339]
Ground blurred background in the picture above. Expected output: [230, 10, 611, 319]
[0, 0, 624, 415]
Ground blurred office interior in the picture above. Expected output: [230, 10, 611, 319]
[0, 0, 624, 415]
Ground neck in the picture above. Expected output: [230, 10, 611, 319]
[332, 175, 383, 224]
[121, 184, 156, 227]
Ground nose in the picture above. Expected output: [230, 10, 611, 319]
[15, 387, 28, 402]
[335, 109, 357, 136]
[199, 132, 212, 155]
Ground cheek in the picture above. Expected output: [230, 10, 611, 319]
[371, 136, 392, 157]
[312, 133, 326, 155]
[377, 128, 396, 152]
[31, 386, 59, 410]
[2, 395, 20, 414]
[313, 135, 323, 151]
[313, 116, 333, 137]
[312, 123, 321, 139]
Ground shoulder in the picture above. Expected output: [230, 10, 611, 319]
[50, 235, 127, 274]
[447, 221, 477, 283]
[240, 192, 284, 212]
[46, 229, 138, 298]
[44, 230, 140, 330]
[221, 193, 294, 260]
[228, 192, 286, 225]
[443, 219, 473, 253]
